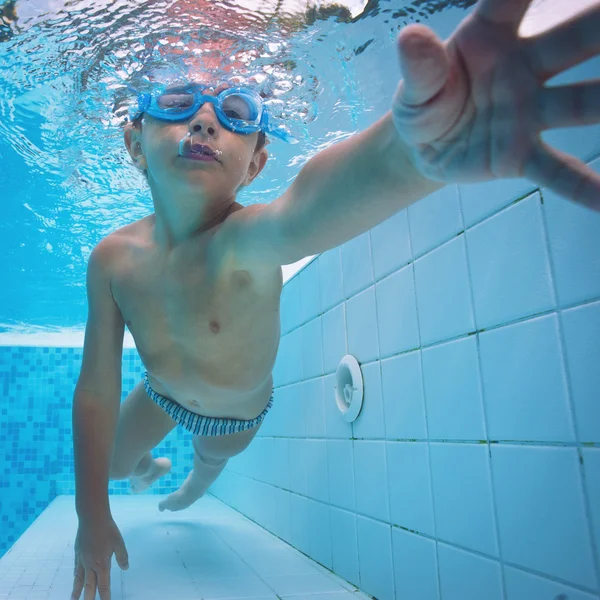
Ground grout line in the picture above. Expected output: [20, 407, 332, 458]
[459, 186, 508, 600]
[337, 240, 364, 594]
[411, 194, 447, 600]
[365, 224, 395, 600]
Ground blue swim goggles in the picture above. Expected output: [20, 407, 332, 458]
[128, 83, 294, 143]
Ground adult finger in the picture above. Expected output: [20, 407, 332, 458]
[396, 24, 450, 106]
[474, 0, 532, 33]
[522, 3, 600, 81]
[538, 80, 600, 130]
[525, 141, 600, 211]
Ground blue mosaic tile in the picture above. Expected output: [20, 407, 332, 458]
[1, 346, 200, 558]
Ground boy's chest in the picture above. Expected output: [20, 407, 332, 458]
[111, 243, 283, 387]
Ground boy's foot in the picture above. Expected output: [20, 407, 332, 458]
[158, 468, 214, 512]
[129, 457, 172, 494]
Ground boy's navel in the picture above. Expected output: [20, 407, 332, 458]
[209, 320, 220, 334]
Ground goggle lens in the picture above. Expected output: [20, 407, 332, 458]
[156, 91, 195, 111]
[221, 94, 257, 122]
[155, 88, 259, 123]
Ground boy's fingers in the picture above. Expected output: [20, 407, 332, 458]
[70, 565, 84, 600]
[523, 3, 600, 82]
[525, 142, 600, 211]
[474, 0, 531, 33]
[97, 567, 112, 600]
[538, 80, 600, 130]
[83, 568, 97, 600]
[396, 24, 450, 106]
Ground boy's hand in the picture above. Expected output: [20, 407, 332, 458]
[71, 517, 129, 600]
[392, 0, 600, 210]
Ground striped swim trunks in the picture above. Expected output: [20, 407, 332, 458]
[143, 372, 274, 436]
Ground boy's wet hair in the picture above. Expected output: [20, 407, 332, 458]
[131, 113, 267, 181]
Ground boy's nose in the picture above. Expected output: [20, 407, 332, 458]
[189, 102, 218, 136]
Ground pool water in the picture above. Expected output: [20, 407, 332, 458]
[1, 0, 600, 598]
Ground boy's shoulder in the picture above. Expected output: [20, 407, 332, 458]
[90, 217, 151, 271]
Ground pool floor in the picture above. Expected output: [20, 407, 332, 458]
[0, 495, 367, 599]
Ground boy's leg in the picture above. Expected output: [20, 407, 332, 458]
[109, 380, 178, 491]
[158, 422, 262, 512]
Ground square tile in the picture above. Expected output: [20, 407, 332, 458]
[460, 178, 536, 228]
[327, 440, 356, 511]
[562, 302, 600, 442]
[430, 443, 498, 556]
[408, 185, 462, 258]
[341, 232, 374, 299]
[330, 507, 360, 588]
[321, 305, 348, 375]
[274, 329, 303, 387]
[356, 516, 395, 600]
[371, 209, 412, 281]
[375, 264, 420, 358]
[288, 439, 308, 495]
[346, 287, 380, 363]
[380, 352, 427, 440]
[281, 275, 302, 334]
[414, 236, 475, 345]
[299, 260, 321, 324]
[466, 194, 555, 330]
[504, 565, 599, 600]
[307, 500, 333, 570]
[353, 440, 390, 522]
[303, 377, 326, 438]
[318, 248, 344, 313]
[289, 494, 310, 556]
[302, 318, 324, 379]
[479, 314, 575, 442]
[491, 445, 596, 588]
[392, 528, 440, 600]
[422, 336, 486, 440]
[437, 543, 503, 600]
[387, 442, 435, 536]
[305, 440, 329, 503]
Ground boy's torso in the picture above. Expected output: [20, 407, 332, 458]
[107, 205, 283, 421]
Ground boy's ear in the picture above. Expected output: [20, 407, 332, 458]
[242, 147, 268, 187]
[124, 121, 147, 172]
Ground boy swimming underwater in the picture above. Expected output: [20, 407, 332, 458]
[71, 0, 600, 597]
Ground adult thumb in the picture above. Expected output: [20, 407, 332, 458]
[396, 24, 450, 106]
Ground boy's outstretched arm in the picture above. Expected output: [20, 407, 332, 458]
[229, 0, 600, 268]
[234, 110, 442, 267]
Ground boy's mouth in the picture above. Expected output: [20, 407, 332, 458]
[181, 143, 219, 162]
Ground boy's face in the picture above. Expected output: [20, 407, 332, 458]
[124, 82, 268, 199]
